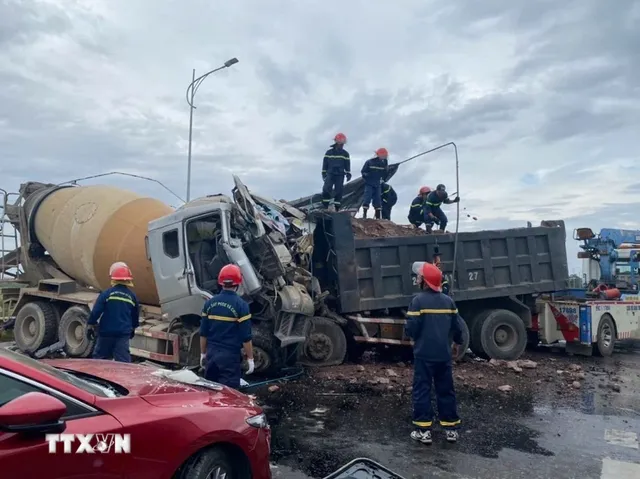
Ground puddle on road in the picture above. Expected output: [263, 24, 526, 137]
[260, 381, 554, 478]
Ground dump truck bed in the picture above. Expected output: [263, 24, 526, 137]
[312, 215, 569, 313]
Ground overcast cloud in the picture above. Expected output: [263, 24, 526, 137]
[1, 0, 639, 272]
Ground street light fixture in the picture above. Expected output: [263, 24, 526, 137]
[185, 57, 239, 202]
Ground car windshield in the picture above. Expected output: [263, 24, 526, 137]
[0, 348, 116, 397]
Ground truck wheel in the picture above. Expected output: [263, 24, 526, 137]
[59, 305, 95, 358]
[480, 309, 527, 360]
[297, 317, 347, 367]
[469, 310, 490, 357]
[451, 316, 470, 361]
[594, 314, 615, 357]
[14, 301, 58, 353]
[251, 323, 283, 375]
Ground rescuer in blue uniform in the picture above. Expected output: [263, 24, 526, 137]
[360, 147, 389, 219]
[405, 262, 463, 444]
[381, 182, 397, 220]
[407, 186, 431, 229]
[425, 184, 460, 232]
[87, 263, 140, 363]
[321, 132, 351, 210]
[199, 264, 255, 389]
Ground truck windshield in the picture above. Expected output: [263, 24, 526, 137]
[0, 348, 113, 397]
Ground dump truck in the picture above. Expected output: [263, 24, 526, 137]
[0, 179, 345, 372]
[310, 213, 570, 360]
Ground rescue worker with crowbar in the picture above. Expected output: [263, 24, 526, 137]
[321, 133, 352, 210]
[200, 264, 255, 389]
[405, 262, 463, 444]
[425, 184, 460, 232]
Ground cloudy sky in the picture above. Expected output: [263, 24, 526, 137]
[1, 0, 639, 272]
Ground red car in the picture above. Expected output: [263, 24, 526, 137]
[0, 348, 271, 479]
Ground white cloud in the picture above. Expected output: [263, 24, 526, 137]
[1, 0, 639, 273]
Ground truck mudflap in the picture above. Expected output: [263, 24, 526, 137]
[324, 458, 406, 479]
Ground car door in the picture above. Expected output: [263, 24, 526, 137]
[0, 370, 124, 479]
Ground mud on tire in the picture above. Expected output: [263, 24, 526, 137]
[479, 309, 527, 360]
[297, 317, 347, 367]
[251, 322, 284, 375]
[59, 305, 95, 358]
[14, 301, 58, 353]
[594, 314, 615, 357]
[451, 315, 470, 361]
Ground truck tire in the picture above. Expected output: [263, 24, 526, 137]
[251, 322, 284, 375]
[479, 309, 527, 360]
[14, 301, 58, 353]
[594, 314, 615, 357]
[469, 310, 491, 357]
[452, 316, 470, 361]
[297, 317, 347, 367]
[59, 305, 95, 358]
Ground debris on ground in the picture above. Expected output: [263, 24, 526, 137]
[351, 218, 426, 239]
[305, 351, 619, 400]
[268, 385, 281, 393]
[498, 385, 513, 392]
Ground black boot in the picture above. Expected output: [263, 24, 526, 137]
[362, 207, 368, 219]
[374, 208, 381, 219]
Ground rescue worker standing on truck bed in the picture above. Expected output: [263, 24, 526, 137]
[87, 262, 140, 363]
[405, 262, 463, 445]
[322, 133, 352, 210]
[425, 184, 460, 232]
[360, 147, 389, 219]
[199, 264, 255, 389]
[408, 186, 431, 229]
[381, 182, 397, 220]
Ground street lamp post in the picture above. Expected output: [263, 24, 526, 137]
[185, 57, 239, 202]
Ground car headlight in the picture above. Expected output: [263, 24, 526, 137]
[246, 413, 269, 429]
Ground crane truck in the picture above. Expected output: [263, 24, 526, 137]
[0, 179, 346, 373]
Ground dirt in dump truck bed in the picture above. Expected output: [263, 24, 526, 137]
[351, 218, 426, 239]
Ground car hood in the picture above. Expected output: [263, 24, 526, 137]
[44, 359, 252, 406]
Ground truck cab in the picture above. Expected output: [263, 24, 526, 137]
[146, 178, 315, 372]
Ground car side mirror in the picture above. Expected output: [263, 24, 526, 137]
[0, 392, 67, 435]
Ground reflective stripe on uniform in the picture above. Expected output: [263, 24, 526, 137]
[406, 308, 458, 316]
[208, 313, 252, 323]
[440, 419, 461, 427]
[411, 204, 423, 208]
[426, 201, 442, 207]
[413, 420, 433, 427]
[324, 155, 349, 161]
[107, 296, 135, 306]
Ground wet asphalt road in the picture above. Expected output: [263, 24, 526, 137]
[262, 349, 640, 479]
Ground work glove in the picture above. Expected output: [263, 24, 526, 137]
[453, 196, 460, 203]
[346, 173, 352, 182]
[85, 325, 96, 341]
[200, 353, 207, 368]
[246, 358, 255, 375]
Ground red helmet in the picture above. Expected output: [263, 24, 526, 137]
[421, 262, 442, 292]
[218, 264, 242, 286]
[419, 186, 431, 195]
[334, 133, 347, 144]
[111, 265, 133, 281]
[375, 147, 389, 159]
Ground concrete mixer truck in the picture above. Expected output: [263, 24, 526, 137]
[0, 178, 346, 373]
